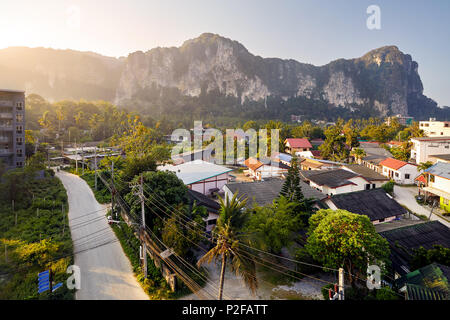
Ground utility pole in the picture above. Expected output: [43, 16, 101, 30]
[139, 174, 147, 279]
[338, 268, 345, 300]
[94, 147, 98, 190]
[111, 160, 115, 218]
[81, 144, 85, 175]
[130, 175, 147, 279]
[75, 139, 78, 174]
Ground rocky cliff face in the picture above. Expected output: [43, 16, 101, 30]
[115, 33, 432, 117]
[0, 33, 443, 119]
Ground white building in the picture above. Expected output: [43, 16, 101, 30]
[158, 160, 232, 195]
[419, 118, 450, 137]
[300, 169, 377, 196]
[410, 136, 450, 164]
[379, 158, 420, 184]
[243, 157, 289, 181]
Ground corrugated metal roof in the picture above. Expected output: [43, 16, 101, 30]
[329, 188, 406, 221]
[225, 178, 327, 206]
[158, 160, 232, 185]
[425, 162, 450, 179]
[380, 221, 450, 276]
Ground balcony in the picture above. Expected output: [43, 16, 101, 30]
[0, 112, 13, 119]
[0, 149, 13, 155]
[0, 136, 10, 143]
[0, 124, 13, 130]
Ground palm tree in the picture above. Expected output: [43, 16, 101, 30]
[197, 193, 257, 300]
[417, 161, 433, 172]
[350, 148, 366, 164]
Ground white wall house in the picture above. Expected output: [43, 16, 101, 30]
[309, 176, 373, 196]
[419, 119, 450, 137]
[244, 157, 289, 181]
[301, 169, 376, 196]
[379, 158, 420, 184]
[158, 160, 232, 195]
[410, 136, 450, 164]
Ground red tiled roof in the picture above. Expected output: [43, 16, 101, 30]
[311, 150, 321, 157]
[379, 158, 409, 170]
[387, 141, 403, 146]
[285, 138, 312, 149]
[244, 157, 263, 171]
[415, 174, 427, 184]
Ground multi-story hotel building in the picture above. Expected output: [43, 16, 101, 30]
[0, 89, 25, 168]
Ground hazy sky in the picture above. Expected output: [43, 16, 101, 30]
[0, 0, 449, 106]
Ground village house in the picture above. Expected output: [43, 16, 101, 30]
[243, 157, 289, 181]
[299, 169, 377, 196]
[324, 188, 407, 224]
[158, 160, 232, 195]
[419, 118, 450, 137]
[300, 158, 341, 171]
[271, 152, 292, 167]
[358, 141, 393, 173]
[284, 138, 312, 155]
[223, 178, 327, 209]
[341, 164, 389, 188]
[379, 158, 420, 184]
[187, 189, 221, 233]
[421, 162, 450, 213]
[410, 136, 450, 164]
[428, 154, 450, 164]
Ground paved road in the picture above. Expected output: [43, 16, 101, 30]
[393, 185, 450, 228]
[56, 171, 148, 300]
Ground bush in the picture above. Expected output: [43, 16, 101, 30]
[382, 180, 395, 194]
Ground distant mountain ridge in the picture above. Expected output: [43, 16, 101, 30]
[0, 33, 448, 120]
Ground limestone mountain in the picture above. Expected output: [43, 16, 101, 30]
[0, 33, 448, 120]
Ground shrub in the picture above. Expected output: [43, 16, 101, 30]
[382, 180, 395, 194]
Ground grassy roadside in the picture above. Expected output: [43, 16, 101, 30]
[0, 169, 75, 300]
[107, 210, 175, 299]
[62, 166, 111, 204]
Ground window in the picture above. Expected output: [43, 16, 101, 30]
[372, 184, 376, 189]
[16, 114, 23, 123]
[365, 184, 371, 190]
[395, 172, 399, 178]
[405, 174, 410, 179]
[430, 175, 435, 183]
[443, 198, 449, 205]
[16, 126, 22, 134]
[379, 218, 385, 223]
[16, 162, 23, 167]
[16, 137, 23, 145]
[16, 102, 23, 110]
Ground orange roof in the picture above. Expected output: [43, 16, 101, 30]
[285, 138, 312, 149]
[387, 141, 403, 146]
[379, 158, 409, 170]
[415, 174, 427, 184]
[244, 157, 263, 171]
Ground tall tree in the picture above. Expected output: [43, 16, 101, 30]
[306, 209, 390, 286]
[197, 193, 257, 299]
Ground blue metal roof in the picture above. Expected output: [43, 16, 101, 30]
[278, 153, 292, 163]
[425, 162, 450, 179]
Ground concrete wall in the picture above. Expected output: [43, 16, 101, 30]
[411, 139, 450, 164]
[382, 164, 419, 184]
[188, 172, 230, 195]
